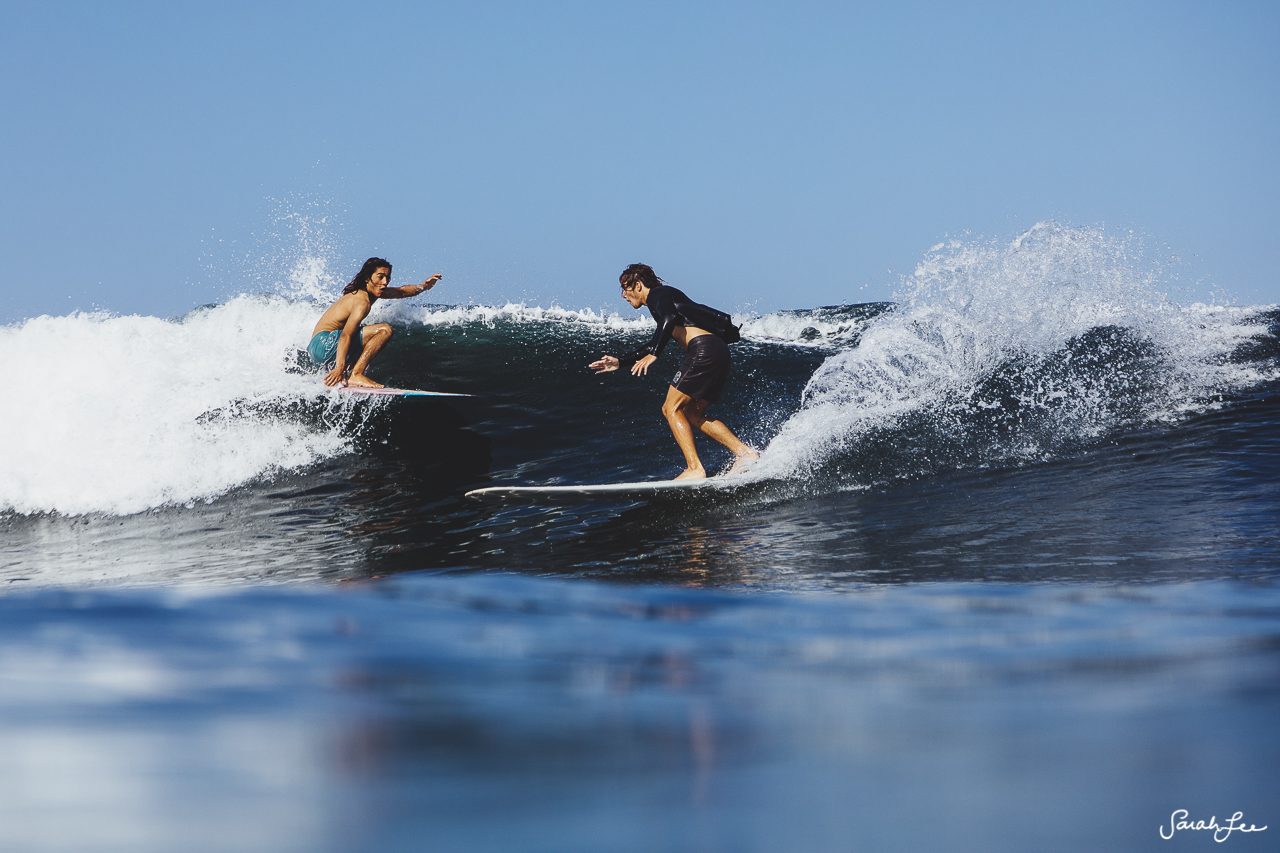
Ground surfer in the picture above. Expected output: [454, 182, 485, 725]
[308, 257, 441, 388]
[590, 263, 759, 480]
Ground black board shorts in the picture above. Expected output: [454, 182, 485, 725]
[671, 334, 731, 404]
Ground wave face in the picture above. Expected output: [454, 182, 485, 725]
[2, 222, 1277, 527]
[0, 295, 779, 516]
[755, 223, 1278, 485]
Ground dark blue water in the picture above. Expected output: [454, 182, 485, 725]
[2, 227, 1279, 850]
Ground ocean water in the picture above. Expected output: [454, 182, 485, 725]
[1, 223, 1278, 851]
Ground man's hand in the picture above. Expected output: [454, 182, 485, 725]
[418, 274, 442, 293]
[323, 366, 347, 387]
[631, 354, 657, 376]
[589, 356, 619, 374]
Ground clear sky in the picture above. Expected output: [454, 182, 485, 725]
[2, 0, 1277, 323]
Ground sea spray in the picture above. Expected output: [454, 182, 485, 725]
[215, 196, 353, 304]
[754, 223, 1276, 484]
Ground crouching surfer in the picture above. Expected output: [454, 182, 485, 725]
[589, 263, 759, 480]
[308, 257, 441, 388]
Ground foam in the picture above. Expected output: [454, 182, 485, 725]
[0, 296, 359, 516]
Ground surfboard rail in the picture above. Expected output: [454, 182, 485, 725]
[464, 476, 754, 503]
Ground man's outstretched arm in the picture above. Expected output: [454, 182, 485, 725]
[382, 274, 442, 299]
[589, 351, 658, 376]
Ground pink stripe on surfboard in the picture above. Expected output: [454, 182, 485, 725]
[330, 386, 473, 397]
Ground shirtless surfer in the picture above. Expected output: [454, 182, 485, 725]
[308, 257, 441, 388]
[590, 263, 759, 480]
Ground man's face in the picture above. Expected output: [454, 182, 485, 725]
[621, 284, 644, 309]
[368, 268, 391, 296]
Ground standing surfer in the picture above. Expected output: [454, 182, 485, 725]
[590, 263, 759, 480]
[308, 257, 441, 388]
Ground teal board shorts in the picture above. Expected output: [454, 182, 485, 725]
[307, 329, 365, 368]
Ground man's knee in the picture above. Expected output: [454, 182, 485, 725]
[663, 396, 692, 420]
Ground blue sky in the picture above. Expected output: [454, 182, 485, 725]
[2, 0, 1277, 322]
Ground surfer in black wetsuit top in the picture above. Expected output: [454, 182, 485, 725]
[590, 263, 759, 480]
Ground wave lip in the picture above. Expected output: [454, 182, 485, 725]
[380, 301, 655, 334]
[740, 303, 893, 347]
[386, 300, 894, 349]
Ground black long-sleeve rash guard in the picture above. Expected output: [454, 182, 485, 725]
[617, 284, 739, 370]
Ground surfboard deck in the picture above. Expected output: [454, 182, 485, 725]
[465, 476, 754, 503]
[329, 385, 473, 398]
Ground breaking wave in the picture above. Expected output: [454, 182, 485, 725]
[753, 223, 1278, 485]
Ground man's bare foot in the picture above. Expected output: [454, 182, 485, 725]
[345, 373, 385, 389]
[726, 449, 761, 477]
[674, 467, 707, 481]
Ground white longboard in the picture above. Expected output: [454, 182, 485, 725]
[465, 476, 753, 503]
[329, 385, 473, 398]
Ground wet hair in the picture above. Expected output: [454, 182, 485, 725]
[343, 257, 393, 295]
[619, 263, 664, 291]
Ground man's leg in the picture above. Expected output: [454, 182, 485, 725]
[346, 324, 393, 388]
[665, 336, 759, 477]
[683, 399, 760, 474]
[662, 386, 708, 480]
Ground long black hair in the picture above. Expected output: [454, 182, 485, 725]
[343, 257, 392, 295]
